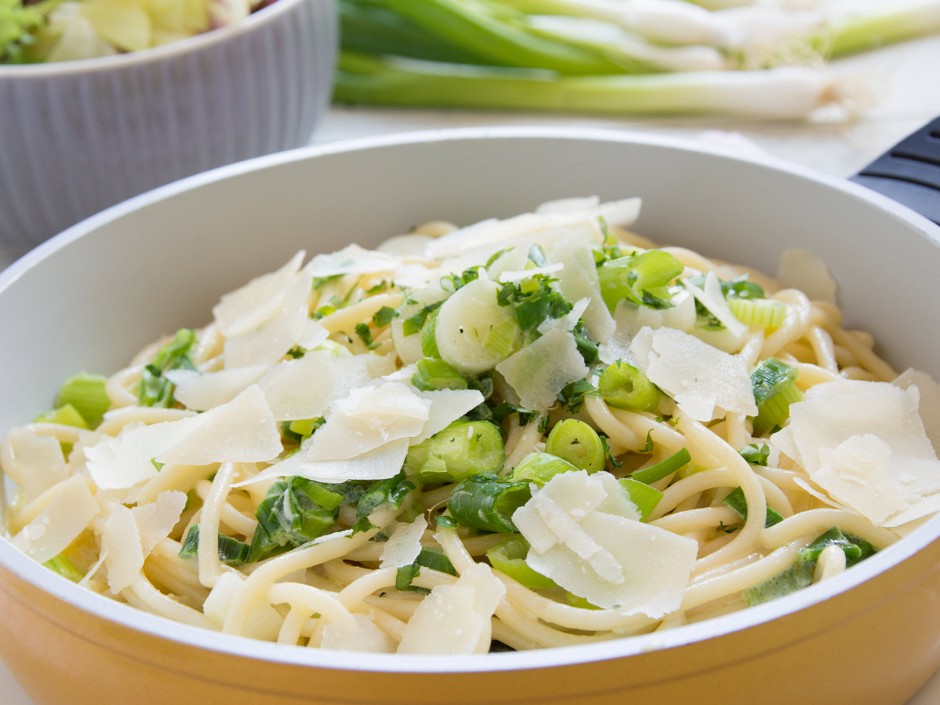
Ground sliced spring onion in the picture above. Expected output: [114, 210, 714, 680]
[486, 535, 557, 589]
[746, 561, 815, 607]
[353, 473, 417, 534]
[287, 417, 326, 441]
[404, 419, 505, 484]
[723, 486, 783, 527]
[618, 477, 663, 520]
[249, 476, 344, 561]
[545, 419, 606, 473]
[447, 473, 531, 533]
[751, 358, 802, 434]
[55, 372, 111, 427]
[34, 403, 88, 430]
[598, 360, 660, 412]
[728, 297, 787, 329]
[44, 554, 84, 582]
[420, 309, 441, 357]
[139, 329, 197, 408]
[179, 525, 252, 567]
[411, 357, 470, 392]
[510, 451, 579, 486]
[631, 447, 691, 484]
[738, 442, 770, 466]
[597, 250, 684, 311]
[396, 548, 458, 592]
[797, 527, 876, 567]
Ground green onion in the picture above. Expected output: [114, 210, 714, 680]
[597, 250, 684, 311]
[798, 528, 876, 567]
[411, 357, 470, 392]
[482, 316, 524, 358]
[353, 473, 417, 534]
[486, 536, 556, 589]
[746, 562, 815, 607]
[34, 403, 88, 430]
[545, 419, 606, 473]
[751, 358, 802, 434]
[618, 478, 663, 520]
[404, 419, 505, 484]
[372, 305, 400, 327]
[55, 372, 111, 427]
[728, 298, 787, 329]
[828, 1, 940, 59]
[44, 554, 84, 582]
[179, 525, 252, 567]
[420, 309, 441, 357]
[598, 360, 660, 412]
[287, 417, 325, 441]
[631, 447, 691, 485]
[139, 329, 197, 408]
[396, 548, 458, 592]
[723, 487, 783, 528]
[510, 451, 579, 487]
[448, 473, 531, 533]
[738, 442, 770, 466]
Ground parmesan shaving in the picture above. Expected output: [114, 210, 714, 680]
[496, 328, 588, 412]
[5, 428, 69, 504]
[777, 249, 837, 304]
[309, 244, 399, 277]
[101, 504, 144, 594]
[11, 475, 99, 564]
[168, 364, 268, 411]
[212, 251, 305, 337]
[379, 516, 428, 569]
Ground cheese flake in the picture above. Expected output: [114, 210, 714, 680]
[496, 328, 589, 412]
[513, 471, 697, 617]
[379, 516, 428, 569]
[11, 475, 99, 564]
[321, 614, 397, 653]
[629, 326, 757, 421]
[6, 427, 69, 503]
[213, 251, 305, 337]
[131, 490, 187, 555]
[168, 364, 268, 411]
[412, 388, 485, 444]
[258, 350, 335, 421]
[777, 249, 837, 304]
[309, 244, 399, 277]
[102, 504, 144, 594]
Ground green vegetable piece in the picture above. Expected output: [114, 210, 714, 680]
[287, 416, 325, 441]
[723, 487, 784, 528]
[618, 478, 663, 520]
[511, 451, 579, 487]
[448, 473, 531, 533]
[420, 308, 441, 357]
[372, 305, 400, 327]
[746, 561, 815, 607]
[496, 276, 574, 332]
[598, 360, 660, 412]
[597, 250, 683, 312]
[139, 329, 197, 408]
[402, 300, 444, 336]
[395, 548, 458, 593]
[249, 476, 344, 561]
[179, 524, 252, 566]
[55, 372, 111, 427]
[486, 536, 556, 590]
[0, 1, 45, 63]
[798, 527, 876, 567]
[353, 473, 417, 533]
[728, 298, 786, 329]
[751, 358, 802, 434]
[631, 447, 691, 485]
[44, 554, 84, 582]
[34, 403, 88, 430]
[411, 357, 469, 392]
[545, 420, 605, 473]
[404, 419, 505, 484]
[738, 442, 770, 466]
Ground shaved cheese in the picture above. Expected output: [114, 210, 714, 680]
[309, 383, 430, 461]
[296, 319, 330, 350]
[212, 251, 305, 337]
[498, 263, 564, 283]
[777, 249, 837, 304]
[321, 613, 396, 653]
[309, 244, 399, 277]
[535, 196, 600, 214]
[412, 388, 485, 444]
[684, 272, 747, 349]
[377, 233, 434, 257]
[5, 427, 69, 503]
[774, 379, 940, 528]
[894, 369, 940, 454]
[157, 385, 281, 466]
[242, 437, 410, 486]
[11, 475, 99, 563]
[550, 232, 616, 343]
[86, 417, 196, 490]
[204, 572, 282, 641]
[397, 563, 505, 654]
[102, 504, 144, 594]
[379, 516, 428, 569]
[168, 364, 268, 411]
[537, 297, 590, 336]
[513, 471, 697, 616]
[391, 286, 449, 366]
[131, 491, 187, 555]
[598, 291, 695, 364]
[496, 328, 588, 412]
[629, 326, 757, 421]
[258, 351, 334, 421]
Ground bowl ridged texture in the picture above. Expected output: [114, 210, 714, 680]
[0, 0, 336, 251]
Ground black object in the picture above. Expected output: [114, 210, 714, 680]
[850, 116, 940, 226]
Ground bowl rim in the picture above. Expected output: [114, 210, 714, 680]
[2, 125, 940, 676]
[0, 0, 323, 77]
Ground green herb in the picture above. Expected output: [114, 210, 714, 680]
[496, 275, 573, 331]
[411, 357, 469, 392]
[139, 329, 197, 408]
[556, 378, 595, 413]
[248, 477, 344, 561]
[751, 358, 802, 434]
[179, 525, 252, 566]
[486, 536, 556, 589]
[618, 478, 663, 520]
[352, 473, 417, 534]
[402, 301, 444, 336]
[739, 442, 770, 466]
[723, 487, 784, 528]
[354, 322, 380, 350]
[597, 250, 683, 312]
[746, 561, 815, 607]
[372, 305, 400, 327]
[448, 473, 531, 533]
[631, 447, 691, 485]
[395, 548, 458, 593]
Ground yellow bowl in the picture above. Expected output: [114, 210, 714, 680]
[2, 129, 939, 705]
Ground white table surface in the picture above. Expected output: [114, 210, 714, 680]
[3, 28, 940, 705]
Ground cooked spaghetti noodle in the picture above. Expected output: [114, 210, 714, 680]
[3, 196, 938, 654]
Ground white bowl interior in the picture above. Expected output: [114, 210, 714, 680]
[2, 127, 940, 672]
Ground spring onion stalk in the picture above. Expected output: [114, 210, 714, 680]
[249, 477, 344, 561]
[618, 478, 663, 520]
[396, 548, 458, 592]
[511, 451, 580, 486]
[545, 419, 606, 473]
[728, 297, 787, 329]
[352, 473, 417, 533]
[139, 328, 197, 408]
[597, 250, 684, 311]
[797, 527, 876, 567]
[751, 358, 802, 434]
[746, 562, 815, 606]
[404, 419, 505, 484]
[55, 372, 111, 427]
[598, 360, 660, 412]
[631, 447, 691, 484]
[34, 403, 88, 430]
[367, 0, 626, 75]
[723, 486, 783, 527]
[828, 0, 940, 59]
[411, 357, 470, 391]
[287, 417, 325, 441]
[486, 536, 557, 589]
[447, 473, 531, 532]
[420, 310, 441, 358]
[179, 525, 252, 566]
[335, 53, 841, 120]
[44, 554, 83, 582]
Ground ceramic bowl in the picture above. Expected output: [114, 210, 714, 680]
[1, 128, 939, 705]
[0, 0, 337, 255]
